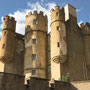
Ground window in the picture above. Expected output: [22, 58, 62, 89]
[2, 44, 5, 49]
[4, 32, 6, 35]
[32, 39, 36, 44]
[57, 26, 60, 31]
[32, 70, 36, 75]
[5, 21, 8, 25]
[56, 12, 59, 16]
[57, 42, 60, 47]
[33, 20, 37, 24]
[32, 54, 36, 60]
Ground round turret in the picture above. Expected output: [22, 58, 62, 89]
[2, 16, 16, 32]
[50, 6, 65, 25]
[50, 6, 67, 80]
[25, 10, 47, 33]
[24, 11, 48, 83]
[0, 16, 16, 63]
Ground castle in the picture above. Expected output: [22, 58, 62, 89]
[0, 4, 90, 90]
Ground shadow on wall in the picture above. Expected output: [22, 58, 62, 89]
[54, 80, 78, 90]
[25, 77, 78, 90]
[0, 73, 78, 90]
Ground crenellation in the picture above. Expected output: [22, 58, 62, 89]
[34, 10, 37, 15]
[39, 11, 43, 16]
[80, 22, 90, 34]
[28, 11, 32, 16]
[3, 16, 15, 21]
[55, 6, 60, 10]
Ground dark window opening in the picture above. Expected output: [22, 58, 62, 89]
[32, 39, 36, 44]
[57, 26, 60, 31]
[2, 44, 5, 49]
[32, 54, 36, 60]
[33, 20, 37, 24]
[56, 12, 59, 16]
[32, 70, 36, 75]
[5, 21, 8, 25]
[4, 32, 6, 35]
[57, 42, 60, 47]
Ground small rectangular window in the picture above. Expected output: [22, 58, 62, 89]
[56, 12, 59, 16]
[32, 54, 36, 60]
[57, 42, 60, 47]
[57, 26, 60, 31]
[2, 44, 5, 49]
[32, 70, 36, 75]
[33, 20, 37, 24]
[5, 21, 8, 25]
[4, 32, 6, 35]
[32, 39, 36, 44]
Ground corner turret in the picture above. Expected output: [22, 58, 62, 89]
[80, 22, 90, 35]
[0, 16, 16, 63]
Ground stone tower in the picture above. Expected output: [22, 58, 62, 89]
[80, 23, 90, 80]
[0, 16, 16, 63]
[50, 6, 67, 80]
[50, 4, 90, 81]
[0, 16, 24, 75]
[24, 11, 48, 82]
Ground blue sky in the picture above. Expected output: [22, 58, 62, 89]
[0, 0, 90, 36]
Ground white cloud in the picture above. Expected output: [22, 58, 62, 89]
[27, 2, 56, 33]
[9, 1, 56, 34]
[78, 20, 83, 26]
[0, 1, 57, 35]
[9, 10, 26, 35]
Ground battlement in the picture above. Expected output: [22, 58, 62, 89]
[25, 10, 48, 33]
[50, 6, 60, 12]
[2, 16, 16, 32]
[3, 16, 15, 21]
[80, 22, 90, 35]
[26, 10, 47, 19]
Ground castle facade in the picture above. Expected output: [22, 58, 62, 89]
[0, 4, 90, 90]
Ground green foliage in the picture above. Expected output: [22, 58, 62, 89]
[61, 73, 70, 82]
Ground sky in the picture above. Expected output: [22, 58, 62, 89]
[0, 0, 90, 37]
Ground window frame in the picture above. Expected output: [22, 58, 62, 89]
[32, 54, 36, 60]
[32, 39, 36, 44]
[33, 20, 37, 25]
[32, 70, 36, 75]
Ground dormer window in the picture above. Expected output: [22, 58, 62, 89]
[33, 20, 37, 24]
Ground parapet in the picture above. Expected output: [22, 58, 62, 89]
[25, 10, 48, 33]
[3, 15, 15, 21]
[26, 10, 47, 18]
[2, 16, 16, 32]
[50, 6, 60, 12]
[80, 22, 90, 35]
